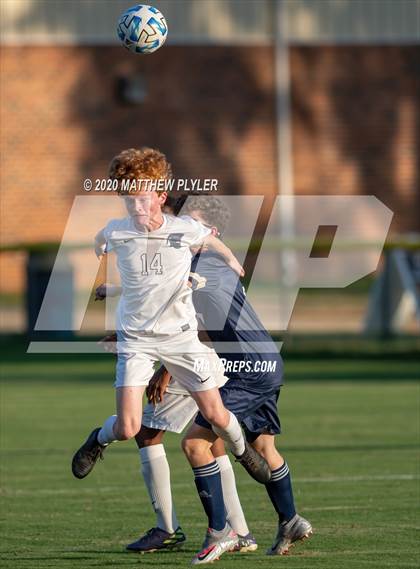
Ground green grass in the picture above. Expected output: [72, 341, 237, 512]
[1, 348, 419, 568]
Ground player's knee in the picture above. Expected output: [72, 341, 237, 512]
[253, 444, 270, 462]
[182, 437, 208, 462]
[181, 436, 194, 459]
[251, 435, 283, 467]
[115, 418, 140, 440]
[251, 436, 265, 455]
[201, 408, 226, 429]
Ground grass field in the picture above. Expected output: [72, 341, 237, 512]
[1, 343, 419, 568]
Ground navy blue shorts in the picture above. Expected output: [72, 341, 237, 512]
[194, 378, 282, 441]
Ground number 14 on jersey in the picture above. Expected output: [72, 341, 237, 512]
[140, 253, 163, 275]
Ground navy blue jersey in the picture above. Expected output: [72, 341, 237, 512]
[190, 252, 283, 387]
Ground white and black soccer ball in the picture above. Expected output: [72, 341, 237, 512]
[117, 4, 168, 54]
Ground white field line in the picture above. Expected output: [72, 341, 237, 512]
[302, 505, 372, 511]
[294, 474, 419, 483]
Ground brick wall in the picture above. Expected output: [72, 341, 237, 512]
[1, 45, 419, 292]
[291, 46, 420, 232]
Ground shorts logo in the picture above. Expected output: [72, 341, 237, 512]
[167, 233, 184, 249]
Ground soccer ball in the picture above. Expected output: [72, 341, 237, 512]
[117, 4, 168, 54]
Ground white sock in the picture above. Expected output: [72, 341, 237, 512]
[216, 454, 249, 536]
[212, 412, 245, 456]
[140, 444, 179, 534]
[97, 415, 117, 445]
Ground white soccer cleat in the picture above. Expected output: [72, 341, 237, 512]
[191, 524, 238, 565]
[267, 514, 313, 555]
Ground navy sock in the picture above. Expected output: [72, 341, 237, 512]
[193, 461, 226, 531]
[265, 462, 296, 523]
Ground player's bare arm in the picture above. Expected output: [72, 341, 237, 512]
[94, 228, 107, 259]
[199, 234, 245, 277]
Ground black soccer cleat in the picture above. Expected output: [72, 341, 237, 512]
[126, 526, 186, 553]
[234, 441, 271, 484]
[71, 427, 106, 479]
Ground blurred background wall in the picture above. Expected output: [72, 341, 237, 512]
[1, 0, 419, 333]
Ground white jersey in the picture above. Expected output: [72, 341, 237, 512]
[103, 214, 211, 335]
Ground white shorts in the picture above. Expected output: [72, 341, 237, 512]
[142, 393, 198, 434]
[114, 329, 227, 393]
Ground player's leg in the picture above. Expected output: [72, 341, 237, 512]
[241, 390, 295, 520]
[182, 424, 225, 542]
[252, 433, 312, 555]
[210, 437, 249, 535]
[136, 426, 180, 534]
[126, 391, 199, 553]
[181, 418, 255, 548]
[136, 425, 165, 447]
[209, 437, 258, 552]
[114, 385, 145, 439]
[189, 387, 270, 484]
[98, 385, 145, 443]
[160, 332, 270, 483]
[189, 387, 243, 454]
[243, 391, 313, 556]
[251, 433, 295, 520]
[125, 425, 186, 552]
[71, 385, 145, 479]
[182, 422, 238, 564]
[71, 344, 153, 479]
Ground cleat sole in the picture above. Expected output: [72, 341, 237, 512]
[239, 544, 258, 553]
[267, 527, 313, 556]
[130, 542, 185, 554]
